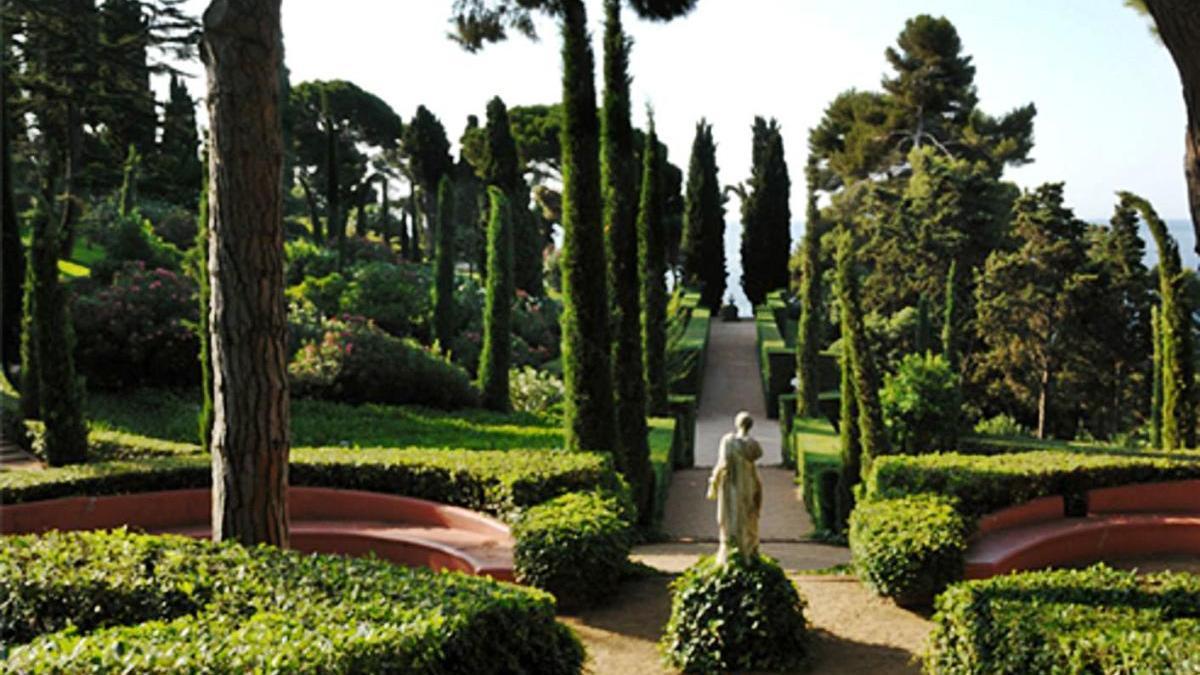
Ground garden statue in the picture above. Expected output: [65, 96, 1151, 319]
[707, 411, 764, 564]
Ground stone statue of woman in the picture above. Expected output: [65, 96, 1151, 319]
[706, 411, 764, 564]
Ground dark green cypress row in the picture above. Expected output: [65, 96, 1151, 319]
[433, 175, 457, 350]
[479, 97, 541, 296]
[18, 240, 39, 419]
[559, 0, 618, 454]
[941, 260, 959, 371]
[602, 0, 650, 515]
[835, 228, 889, 469]
[835, 335, 860, 531]
[795, 157, 822, 418]
[639, 112, 669, 416]
[478, 186, 513, 412]
[1151, 304, 1163, 449]
[196, 170, 213, 450]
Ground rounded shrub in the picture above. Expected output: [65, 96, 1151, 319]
[340, 261, 432, 339]
[660, 554, 808, 673]
[880, 352, 962, 455]
[512, 489, 633, 610]
[289, 316, 479, 409]
[849, 494, 968, 605]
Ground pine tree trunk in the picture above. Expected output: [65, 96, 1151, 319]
[1, 56, 22, 383]
[1037, 365, 1052, 440]
[202, 0, 290, 548]
[1146, 0, 1200, 259]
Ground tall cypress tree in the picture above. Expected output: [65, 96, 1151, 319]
[835, 229, 889, 470]
[433, 175, 457, 350]
[835, 335, 860, 531]
[479, 186, 513, 411]
[795, 156, 822, 418]
[155, 74, 202, 207]
[1151, 304, 1163, 449]
[195, 168, 213, 450]
[941, 260, 959, 371]
[1, 38, 23, 385]
[639, 112, 669, 416]
[1125, 191, 1196, 449]
[740, 117, 790, 306]
[479, 96, 541, 296]
[681, 119, 725, 309]
[602, 0, 650, 516]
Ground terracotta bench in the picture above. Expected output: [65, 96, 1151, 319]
[0, 487, 514, 582]
[964, 481, 1200, 580]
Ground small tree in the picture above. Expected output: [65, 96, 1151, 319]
[835, 229, 889, 469]
[881, 352, 962, 454]
[835, 337, 861, 531]
[681, 119, 726, 309]
[479, 186, 513, 411]
[638, 112, 669, 415]
[432, 175, 457, 349]
[795, 156, 823, 418]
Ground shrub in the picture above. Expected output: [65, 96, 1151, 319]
[286, 270, 348, 317]
[512, 490, 633, 610]
[880, 352, 962, 455]
[925, 564, 1200, 674]
[340, 261, 432, 339]
[849, 494, 968, 605]
[509, 366, 565, 415]
[972, 413, 1030, 437]
[512, 290, 561, 365]
[285, 239, 340, 286]
[0, 529, 584, 674]
[72, 264, 200, 389]
[85, 205, 185, 282]
[289, 316, 479, 410]
[660, 554, 808, 673]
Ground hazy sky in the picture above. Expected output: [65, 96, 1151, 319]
[168, 0, 1189, 224]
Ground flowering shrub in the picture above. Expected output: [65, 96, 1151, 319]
[513, 291, 561, 365]
[339, 262, 432, 339]
[73, 263, 199, 389]
[509, 366, 564, 415]
[290, 316, 478, 409]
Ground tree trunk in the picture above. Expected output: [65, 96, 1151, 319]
[201, 0, 290, 548]
[1, 57, 23, 382]
[1146, 0, 1200, 259]
[325, 122, 341, 243]
[297, 173, 323, 242]
[1037, 364, 1052, 440]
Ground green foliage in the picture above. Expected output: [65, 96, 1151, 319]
[835, 228, 890, 469]
[739, 116, 791, 306]
[479, 187, 514, 411]
[338, 261, 434, 339]
[194, 173, 211, 450]
[849, 494, 968, 604]
[0, 529, 584, 674]
[289, 316, 479, 410]
[660, 554, 808, 673]
[925, 565, 1200, 674]
[89, 206, 186, 283]
[559, 0, 617, 455]
[433, 175, 457, 349]
[287, 270, 349, 317]
[513, 489, 633, 610]
[1151, 304, 1163, 448]
[150, 74, 202, 207]
[836, 339, 861, 530]
[795, 157, 823, 418]
[638, 114, 669, 415]
[794, 417, 843, 534]
[881, 352, 962, 455]
[680, 119, 726, 309]
[941, 260, 958, 371]
[509, 366, 565, 415]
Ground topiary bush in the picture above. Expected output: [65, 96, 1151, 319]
[0, 529, 584, 674]
[289, 316, 478, 409]
[660, 554, 808, 673]
[512, 489, 633, 610]
[880, 352, 962, 455]
[924, 564, 1200, 674]
[849, 494, 968, 605]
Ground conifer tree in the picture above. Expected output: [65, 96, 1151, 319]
[1, 41, 24, 383]
[479, 96, 538, 294]
[835, 229, 889, 469]
[602, 0, 650, 514]
[914, 294, 931, 354]
[740, 117, 791, 306]
[478, 186, 513, 411]
[18, 245, 39, 419]
[155, 74, 202, 206]
[681, 119, 725, 309]
[941, 260, 959, 371]
[404, 104, 453, 257]
[639, 112, 669, 415]
[835, 336, 861, 531]
[1151, 304, 1163, 449]
[433, 175, 457, 350]
[795, 157, 822, 418]
[195, 169, 212, 450]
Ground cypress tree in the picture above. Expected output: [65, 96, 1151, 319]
[1126, 191, 1196, 448]
[639, 112, 669, 416]
[118, 144, 140, 217]
[479, 97, 540, 295]
[914, 295, 931, 355]
[602, 0, 650, 516]
[941, 260, 959, 371]
[196, 169, 213, 450]
[18, 243, 39, 420]
[1151, 304, 1163, 449]
[835, 229, 889, 469]
[835, 336, 861, 531]
[155, 74, 202, 207]
[681, 119, 725, 309]
[478, 186, 513, 412]
[795, 157, 822, 418]
[559, 0, 618, 454]
[740, 117, 791, 306]
[1, 54, 22, 384]
[432, 175, 457, 350]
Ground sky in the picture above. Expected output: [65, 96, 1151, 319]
[165, 1, 1194, 303]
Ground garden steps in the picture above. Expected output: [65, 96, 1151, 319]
[0, 441, 41, 470]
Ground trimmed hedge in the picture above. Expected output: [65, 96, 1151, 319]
[648, 417, 677, 530]
[754, 304, 794, 419]
[793, 417, 841, 534]
[865, 449, 1200, 519]
[660, 554, 808, 673]
[0, 529, 583, 673]
[513, 490, 633, 611]
[925, 564, 1200, 674]
[778, 393, 797, 468]
[668, 394, 697, 468]
[849, 494, 968, 606]
[669, 304, 711, 400]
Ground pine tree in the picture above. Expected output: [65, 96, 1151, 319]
[478, 186, 513, 411]
[681, 119, 725, 309]
[835, 229, 889, 470]
[639, 112, 669, 416]
[740, 117, 790, 306]
[795, 157, 823, 418]
[602, 0, 650, 517]
[835, 336, 861, 531]
[97, 0, 156, 185]
[433, 175, 457, 350]
[155, 74, 202, 206]
[1151, 304, 1163, 449]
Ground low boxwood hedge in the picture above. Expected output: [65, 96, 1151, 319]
[925, 564, 1200, 674]
[512, 490, 634, 610]
[849, 494, 968, 606]
[0, 529, 583, 673]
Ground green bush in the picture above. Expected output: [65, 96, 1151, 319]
[972, 413, 1030, 437]
[286, 270, 348, 317]
[660, 554, 808, 673]
[88, 208, 185, 283]
[509, 366, 565, 415]
[290, 316, 479, 410]
[340, 261, 432, 339]
[880, 352, 962, 455]
[1, 529, 584, 674]
[925, 564, 1200, 674]
[794, 417, 841, 534]
[512, 490, 634, 610]
[849, 494, 968, 605]
[284, 239, 340, 286]
[668, 395, 697, 468]
[865, 449, 1200, 519]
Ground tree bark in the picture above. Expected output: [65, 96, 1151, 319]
[1037, 364, 1052, 440]
[201, 0, 289, 548]
[1, 54, 23, 382]
[1146, 0, 1200, 259]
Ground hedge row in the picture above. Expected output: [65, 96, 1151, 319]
[754, 303, 794, 420]
[648, 417, 677, 531]
[792, 417, 841, 534]
[668, 394, 697, 468]
[1, 529, 583, 673]
[925, 564, 1200, 673]
[669, 301, 711, 401]
[849, 494, 968, 605]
